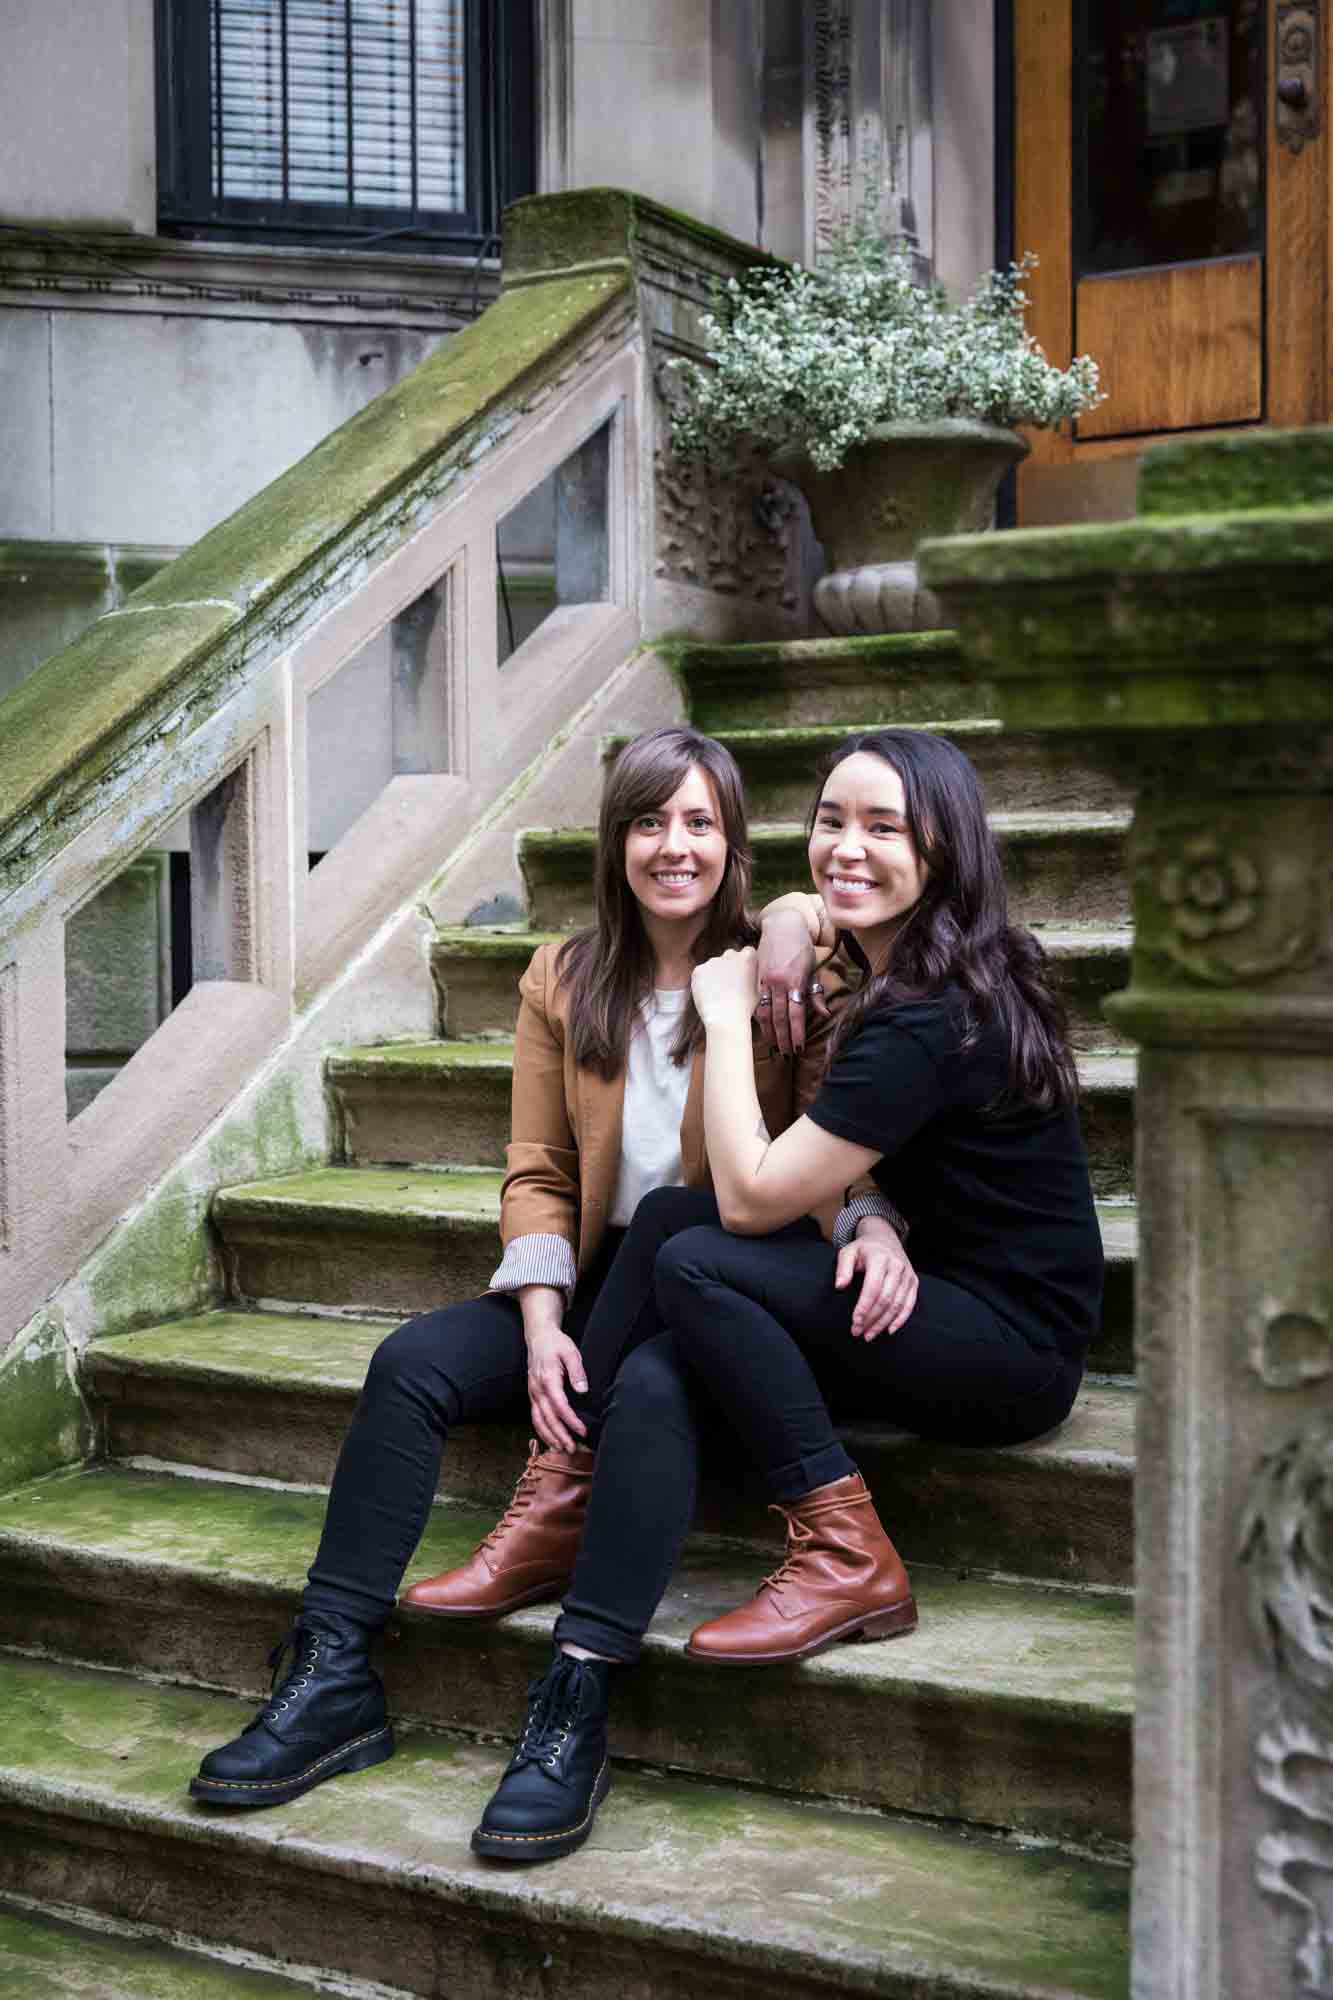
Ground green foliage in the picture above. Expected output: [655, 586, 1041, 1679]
[670, 229, 1103, 473]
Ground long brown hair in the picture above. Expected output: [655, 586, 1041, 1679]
[556, 727, 756, 1079]
[814, 730, 1077, 1111]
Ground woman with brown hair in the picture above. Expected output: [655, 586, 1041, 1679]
[188, 725, 900, 1814]
[469, 728, 1101, 1864]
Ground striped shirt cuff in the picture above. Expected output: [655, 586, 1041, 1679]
[832, 1193, 909, 1250]
[489, 1232, 579, 1301]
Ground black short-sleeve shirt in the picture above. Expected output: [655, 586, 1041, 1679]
[806, 991, 1104, 1359]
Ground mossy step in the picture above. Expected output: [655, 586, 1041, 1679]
[326, 1038, 1136, 1196]
[605, 721, 1130, 819]
[0, 1653, 1129, 2000]
[429, 923, 1133, 1053]
[669, 630, 996, 732]
[520, 814, 1131, 932]
[84, 1314, 1134, 1586]
[0, 1466, 1131, 1847]
[428, 924, 562, 1037]
[0, 1902, 337, 1998]
[327, 1040, 516, 1169]
[213, 1166, 506, 1315]
[211, 1170, 1138, 1370]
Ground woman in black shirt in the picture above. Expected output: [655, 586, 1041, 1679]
[472, 729, 1103, 1859]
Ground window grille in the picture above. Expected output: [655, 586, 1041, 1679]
[158, 0, 533, 250]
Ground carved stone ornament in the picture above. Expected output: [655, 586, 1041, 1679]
[651, 356, 802, 611]
[1135, 816, 1329, 987]
[1241, 1416, 1333, 1990]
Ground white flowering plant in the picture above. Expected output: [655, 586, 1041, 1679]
[669, 232, 1103, 474]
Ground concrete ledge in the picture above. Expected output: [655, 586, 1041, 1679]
[0, 1470, 1132, 1847]
[0, 1655, 1131, 2000]
[84, 1313, 1135, 1587]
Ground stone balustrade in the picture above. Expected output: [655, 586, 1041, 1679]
[921, 426, 1333, 2000]
[0, 190, 811, 1403]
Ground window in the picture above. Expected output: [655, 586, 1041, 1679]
[157, 0, 534, 250]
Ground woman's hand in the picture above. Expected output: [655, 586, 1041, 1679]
[756, 903, 826, 1054]
[524, 1325, 589, 1452]
[692, 946, 759, 1027]
[835, 1217, 918, 1340]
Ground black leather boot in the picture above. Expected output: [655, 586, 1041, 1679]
[471, 1650, 614, 1862]
[189, 1613, 394, 1808]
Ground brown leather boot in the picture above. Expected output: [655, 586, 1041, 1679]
[685, 1471, 917, 1665]
[401, 1440, 594, 1619]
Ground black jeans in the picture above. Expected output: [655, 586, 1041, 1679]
[555, 1186, 1082, 1662]
[304, 1219, 644, 1629]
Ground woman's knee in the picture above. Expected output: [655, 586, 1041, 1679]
[625, 1185, 718, 1244]
[605, 1334, 696, 1436]
[362, 1312, 446, 1398]
[654, 1224, 737, 1325]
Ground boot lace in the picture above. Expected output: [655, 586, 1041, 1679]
[480, 1441, 544, 1556]
[507, 1657, 582, 1774]
[758, 1508, 814, 1607]
[255, 1623, 322, 1724]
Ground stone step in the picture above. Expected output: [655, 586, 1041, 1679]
[607, 721, 1129, 820]
[0, 1900, 344, 1999]
[430, 923, 1133, 1053]
[671, 630, 995, 732]
[520, 813, 1131, 932]
[84, 1313, 1135, 1587]
[328, 1037, 1134, 1194]
[211, 1168, 1138, 1372]
[428, 924, 561, 1038]
[0, 1467, 1132, 1848]
[0, 1654, 1130, 2000]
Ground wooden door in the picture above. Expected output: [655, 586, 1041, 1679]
[1015, 1, 1332, 524]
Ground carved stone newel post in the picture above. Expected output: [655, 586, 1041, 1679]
[922, 429, 1333, 2000]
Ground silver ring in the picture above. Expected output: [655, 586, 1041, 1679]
[789, 990, 806, 1004]
[810, 981, 825, 996]
[757, 993, 772, 1007]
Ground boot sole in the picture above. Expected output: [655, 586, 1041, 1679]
[188, 1724, 396, 1809]
[401, 1578, 568, 1620]
[470, 1759, 612, 1863]
[685, 1595, 919, 1666]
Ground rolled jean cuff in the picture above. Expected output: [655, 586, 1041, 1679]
[552, 1607, 643, 1666]
[768, 1439, 857, 1505]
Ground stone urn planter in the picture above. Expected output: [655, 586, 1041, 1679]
[781, 420, 1030, 636]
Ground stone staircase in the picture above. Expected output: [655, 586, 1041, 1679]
[0, 630, 1135, 1998]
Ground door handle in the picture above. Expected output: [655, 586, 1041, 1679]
[1277, 4, 1321, 153]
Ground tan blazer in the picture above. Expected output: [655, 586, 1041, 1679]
[500, 942, 833, 1274]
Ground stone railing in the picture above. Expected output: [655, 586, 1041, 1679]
[922, 427, 1333, 2000]
[0, 190, 810, 1356]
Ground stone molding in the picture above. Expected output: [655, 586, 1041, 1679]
[0, 230, 499, 331]
[0, 275, 635, 916]
[802, 0, 932, 270]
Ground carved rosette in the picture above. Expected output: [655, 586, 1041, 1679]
[1132, 803, 1333, 990]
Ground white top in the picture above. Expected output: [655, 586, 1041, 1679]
[608, 987, 693, 1226]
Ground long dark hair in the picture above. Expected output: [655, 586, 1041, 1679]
[814, 730, 1077, 1111]
[556, 726, 756, 1079]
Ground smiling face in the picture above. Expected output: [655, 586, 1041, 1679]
[808, 750, 929, 968]
[622, 764, 729, 933]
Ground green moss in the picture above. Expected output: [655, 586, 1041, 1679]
[501, 187, 776, 286]
[0, 1906, 324, 1999]
[0, 269, 630, 854]
[674, 629, 964, 670]
[0, 602, 238, 849]
[0, 1314, 93, 1491]
[431, 927, 557, 961]
[1140, 425, 1333, 516]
